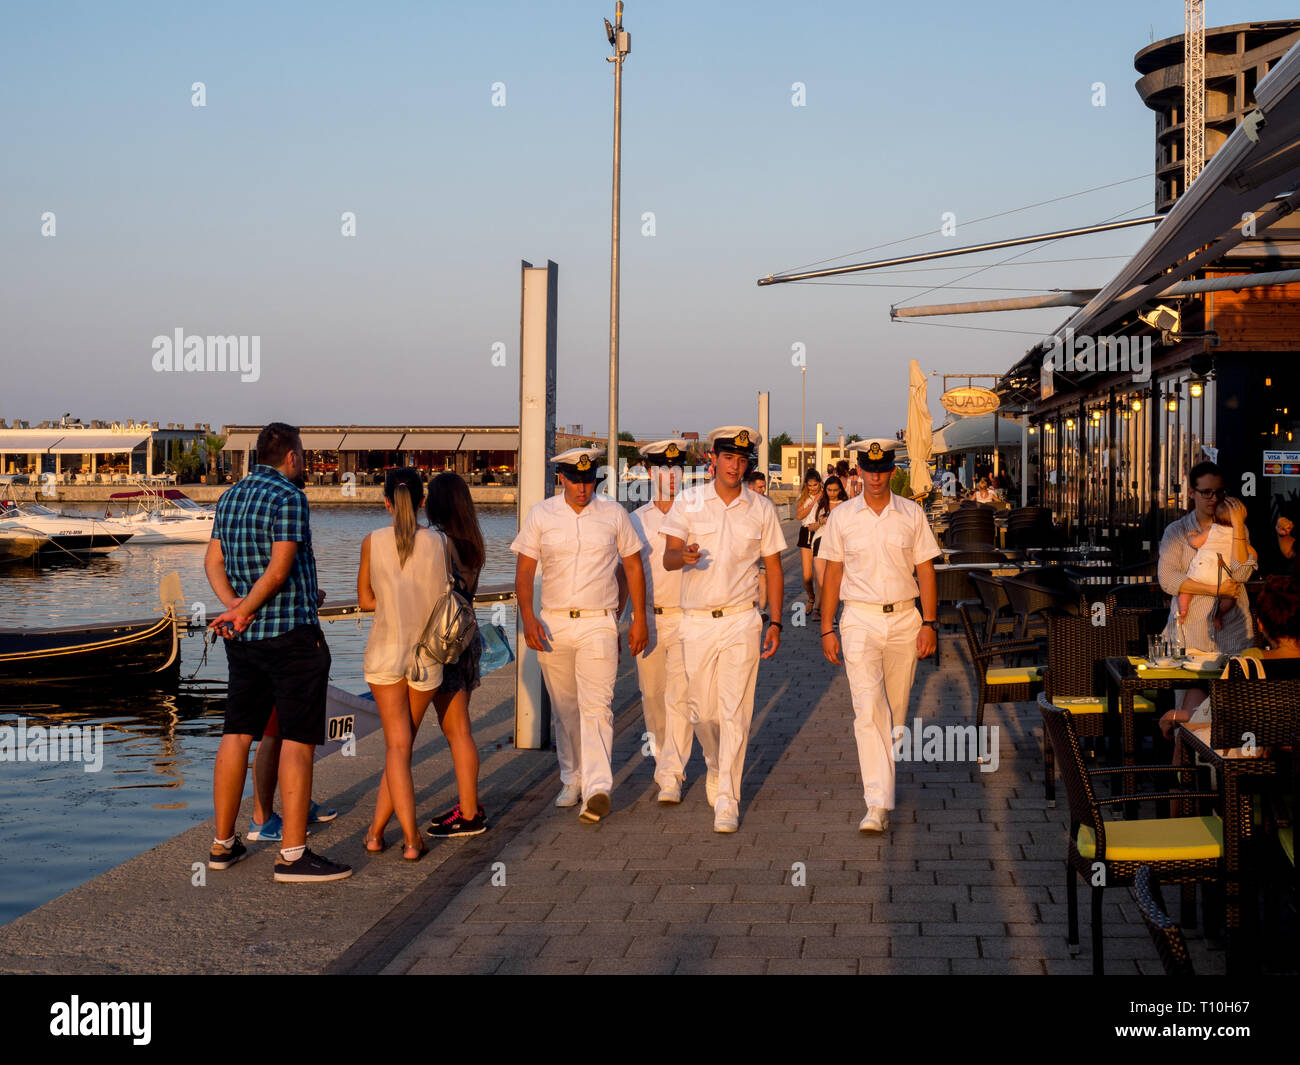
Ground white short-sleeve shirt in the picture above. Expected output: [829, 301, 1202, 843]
[629, 501, 682, 611]
[819, 491, 941, 604]
[660, 482, 787, 610]
[511, 493, 643, 611]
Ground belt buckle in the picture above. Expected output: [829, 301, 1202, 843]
[569, 610, 581, 618]
[882, 603, 894, 613]
[711, 609, 724, 618]
[654, 606, 664, 615]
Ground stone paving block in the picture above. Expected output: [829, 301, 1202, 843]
[954, 902, 1040, 924]
[545, 901, 634, 923]
[869, 902, 956, 923]
[464, 902, 554, 923]
[453, 935, 545, 958]
[586, 957, 678, 975]
[654, 883, 737, 903]
[627, 934, 717, 959]
[630, 902, 713, 922]
[768, 958, 860, 975]
[801, 935, 891, 959]
[674, 958, 768, 974]
[405, 956, 502, 975]
[831, 922, 919, 937]
[731, 883, 816, 902]
[890, 884, 972, 903]
[707, 902, 793, 923]
[950, 958, 1044, 975]
[857, 957, 952, 975]
[539, 935, 633, 960]
[713, 935, 804, 958]
[891, 935, 980, 958]
[667, 922, 753, 939]
[496, 958, 591, 975]
[499, 883, 587, 904]
[576, 884, 660, 904]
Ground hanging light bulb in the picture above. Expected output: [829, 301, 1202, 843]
[1132, 397, 1143, 412]
[1167, 397, 1178, 412]
[1066, 418, 1075, 430]
[1189, 379, 1204, 398]
[1091, 409, 1102, 422]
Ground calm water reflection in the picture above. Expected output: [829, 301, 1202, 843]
[0, 503, 517, 926]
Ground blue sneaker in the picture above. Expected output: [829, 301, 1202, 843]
[308, 801, 338, 824]
[247, 812, 283, 842]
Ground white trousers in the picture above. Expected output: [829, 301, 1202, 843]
[840, 604, 921, 810]
[538, 612, 618, 799]
[673, 610, 761, 816]
[634, 611, 697, 786]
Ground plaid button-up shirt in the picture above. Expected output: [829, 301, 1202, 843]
[212, 465, 320, 641]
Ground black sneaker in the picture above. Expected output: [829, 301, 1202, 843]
[208, 835, 247, 870]
[427, 802, 488, 838]
[273, 847, 353, 883]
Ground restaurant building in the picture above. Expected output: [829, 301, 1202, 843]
[221, 425, 520, 485]
[996, 22, 1300, 562]
[0, 420, 215, 483]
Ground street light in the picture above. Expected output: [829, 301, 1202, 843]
[604, 2, 631, 498]
[800, 364, 807, 484]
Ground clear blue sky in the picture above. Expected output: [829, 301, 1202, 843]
[1, 1, 1292, 440]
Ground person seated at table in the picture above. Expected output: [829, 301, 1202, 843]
[1177, 497, 1246, 630]
[972, 478, 996, 504]
[1159, 574, 1300, 738]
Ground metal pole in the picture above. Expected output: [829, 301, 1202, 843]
[605, 2, 630, 499]
[800, 365, 806, 484]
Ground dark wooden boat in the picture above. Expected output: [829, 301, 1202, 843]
[0, 608, 179, 685]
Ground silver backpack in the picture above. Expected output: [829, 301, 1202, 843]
[409, 531, 478, 680]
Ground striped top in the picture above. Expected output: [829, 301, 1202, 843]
[1158, 509, 1257, 654]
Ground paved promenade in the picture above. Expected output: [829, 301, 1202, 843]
[0, 520, 1226, 975]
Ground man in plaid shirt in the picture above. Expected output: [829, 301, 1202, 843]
[204, 422, 351, 883]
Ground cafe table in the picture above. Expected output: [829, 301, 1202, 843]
[1177, 720, 1282, 973]
[1103, 656, 1223, 799]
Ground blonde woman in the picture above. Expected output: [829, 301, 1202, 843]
[358, 467, 448, 861]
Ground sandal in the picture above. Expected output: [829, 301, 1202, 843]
[402, 840, 429, 862]
[363, 834, 386, 854]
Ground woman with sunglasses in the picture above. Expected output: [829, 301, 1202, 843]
[1157, 461, 1258, 674]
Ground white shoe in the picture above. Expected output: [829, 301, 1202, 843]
[713, 804, 739, 834]
[656, 779, 682, 804]
[859, 807, 889, 833]
[705, 772, 719, 808]
[579, 792, 611, 823]
[554, 782, 582, 808]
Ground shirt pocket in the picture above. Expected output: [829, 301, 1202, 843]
[730, 518, 762, 565]
[583, 517, 620, 565]
[689, 522, 719, 567]
[882, 524, 914, 571]
[541, 528, 576, 571]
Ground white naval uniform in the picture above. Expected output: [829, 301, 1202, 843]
[819, 492, 941, 810]
[659, 483, 787, 818]
[511, 492, 643, 800]
[629, 501, 701, 785]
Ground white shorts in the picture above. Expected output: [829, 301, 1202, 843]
[364, 670, 441, 692]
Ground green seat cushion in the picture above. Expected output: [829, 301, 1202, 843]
[1076, 815, 1223, 861]
[1052, 695, 1155, 714]
[986, 666, 1041, 685]
[1279, 826, 1294, 867]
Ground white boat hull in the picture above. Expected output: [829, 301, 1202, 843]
[119, 516, 213, 545]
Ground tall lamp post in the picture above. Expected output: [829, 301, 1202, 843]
[604, 3, 631, 498]
[800, 365, 807, 483]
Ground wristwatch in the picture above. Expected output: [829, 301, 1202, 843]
[922, 620, 940, 630]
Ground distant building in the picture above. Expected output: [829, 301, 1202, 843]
[0, 419, 213, 482]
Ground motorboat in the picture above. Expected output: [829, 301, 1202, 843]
[106, 487, 215, 545]
[0, 526, 50, 564]
[0, 501, 133, 555]
[0, 572, 182, 685]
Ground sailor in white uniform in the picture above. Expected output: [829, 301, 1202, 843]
[661, 427, 786, 833]
[818, 439, 940, 833]
[628, 439, 709, 802]
[511, 447, 648, 823]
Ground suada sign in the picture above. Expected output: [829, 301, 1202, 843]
[940, 386, 1000, 416]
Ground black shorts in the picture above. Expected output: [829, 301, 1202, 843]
[223, 625, 332, 745]
[798, 526, 813, 549]
[436, 627, 483, 696]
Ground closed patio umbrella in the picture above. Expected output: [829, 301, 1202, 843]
[905, 359, 933, 498]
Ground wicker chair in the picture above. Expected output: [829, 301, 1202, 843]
[958, 603, 1043, 727]
[967, 570, 1016, 642]
[1038, 696, 1222, 976]
[933, 567, 979, 671]
[1040, 613, 1157, 806]
[1001, 574, 1073, 639]
[1133, 865, 1195, 976]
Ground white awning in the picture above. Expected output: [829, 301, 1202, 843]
[1050, 38, 1300, 345]
[0, 433, 67, 452]
[47, 433, 149, 453]
[341, 432, 405, 450]
[402, 432, 463, 450]
[222, 432, 258, 451]
[459, 432, 519, 451]
[299, 432, 345, 450]
[932, 416, 1021, 455]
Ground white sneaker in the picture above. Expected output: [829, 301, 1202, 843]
[554, 782, 582, 808]
[713, 804, 739, 834]
[579, 792, 611, 823]
[656, 779, 682, 804]
[705, 771, 719, 808]
[859, 807, 889, 833]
